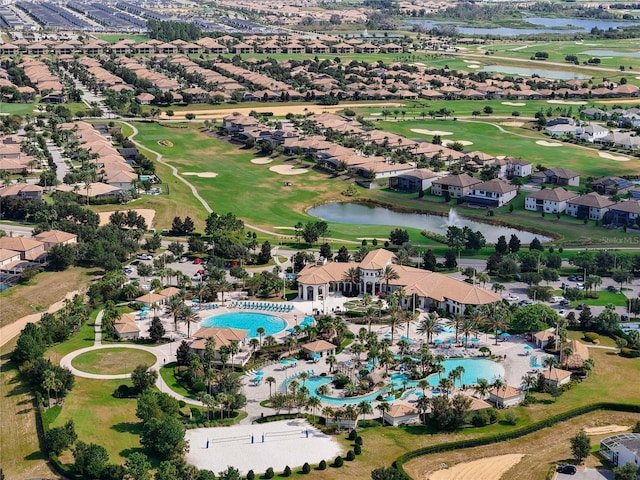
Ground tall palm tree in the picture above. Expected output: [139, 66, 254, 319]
[380, 265, 399, 294]
[449, 313, 464, 343]
[520, 374, 537, 393]
[256, 327, 266, 346]
[325, 354, 337, 373]
[266, 376, 276, 398]
[306, 396, 322, 418]
[216, 279, 232, 303]
[474, 378, 490, 399]
[416, 395, 431, 423]
[543, 355, 559, 373]
[417, 312, 440, 344]
[342, 267, 360, 295]
[358, 400, 373, 423]
[180, 305, 198, 338]
[376, 401, 391, 424]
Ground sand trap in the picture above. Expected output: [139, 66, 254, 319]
[467, 64, 481, 69]
[444, 140, 474, 146]
[98, 208, 156, 227]
[251, 157, 273, 164]
[269, 165, 309, 175]
[502, 101, 526, 106]
[185, 419, 342, 475]
[547, 100, 588, 105]
[370, 112, 382, 116]
[411, 129, 454, 136]
[428, 454, 525, 480]
[584, 425, 630, 435]
[599, 152, 630, 161]
[536, 140, 564, 147]
[273, 226, 296, 230]
[183, 171, 219, 178]
[501, 121, 525, 127]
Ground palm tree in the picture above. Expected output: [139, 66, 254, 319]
[376, 401, 391, 424]
[380, 265, 399, 294]
[417, 313, 440, 344]
[342, 267, 360, 295]
[216, 279, 232, 303]
[438, 377, 454, 397]
[388, 311, 402, 345]
[491, 377, 505, 396]
[561, 346, 573, 368]
[418, 379, 429, 395]
[416, 395, 431, 423]
[358, 400, 373, 423]
[474, 378, 490, 399]
[520, 374, 537, 393]
[180, 305, 198, 338]
[325, 354, 337, 373]
[306, 396, 322, 418]
[449, 313, 464, 343]
[266, 376, 276, 398]
[256, 327, 266, 346]
[543, 356, 559, 373]
[321, 406, 334, 422]
[317, 384, 329, 397]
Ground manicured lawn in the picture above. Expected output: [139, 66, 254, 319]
[71, 348, 156, 375]
[45, 312, 96, 361]
[97, 33, 149, 44]
[49, 377, 142, 463]
[159, 363, 195, 399]
[576, 290, 628, 307]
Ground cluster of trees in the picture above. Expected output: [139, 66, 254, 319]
[293, 221, 329, 245]
[147, 20, 202, 42]
[171, 216, 196, 236]
[446, 226, 487, 253]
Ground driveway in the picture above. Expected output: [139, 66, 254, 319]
[556, 468, 613, 480]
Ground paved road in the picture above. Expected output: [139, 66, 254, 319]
[0, 223, 33, 237]
[46, 139, 69, 182]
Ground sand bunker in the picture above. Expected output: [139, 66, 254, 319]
[547, 100, 588, 105]
[599, 152, 630, 161]
[251, 157, 273, 164]
[370, 112, 382, 116]
[501, 121, 525, 127]
[98, 208, 156, 227]
[444, 140, 474, 146]
[584, 425, 630, 435]
[183, 172, 219, 178]
[411, 129, 454, 136]
[467, 64, 481, 69]
[185, 419, 342, 475]
[536, 140, 564, 147]
[269, 165, 309, 175]
[502, 101, 526, 106]
[428, 454, 525, 480]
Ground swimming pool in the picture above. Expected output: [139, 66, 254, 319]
[201, 312, 287, 337]
[284, 358, 504, 405]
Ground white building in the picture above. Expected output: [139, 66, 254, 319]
[600, 433, 640, 467]
[525, 187, 579, 214]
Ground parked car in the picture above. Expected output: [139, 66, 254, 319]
[179, 257, 188, 263]
[161, 229, 170, 235]
[607, 285, 619, 292]
[561, 282, 570, 289]
[559, 299, 570, 307]
[514, 274, 522, 281]
[621, 314, 629, 321]
[576, 276, 584, 282]
[575, 283, 585, 290]
[556, 465, 577, 475]
[519, 299, 533, 306]
[558, 309, 568, 317]
[193, 258, 203, 264]
[191, 274, 202, 281]
[568, 275, 577, 282]
[137, 253, 152, 261]
[551, 296, 565, 303]
[576, 303, 586, 310]
[506, 294, 519, 301]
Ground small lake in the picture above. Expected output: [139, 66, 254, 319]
[479, 65, 591, 80]
[405, 17, 640, 36]
[580, 49, 640, 58]
[308, 203, 550, 243]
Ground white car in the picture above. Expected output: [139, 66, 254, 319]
[575, 283, 585, 290]
[191, 274, 202, 281]
[551, 296, 565, 303]
[137, 253, 152, 261]
[558, 310, 568, 317]
[179, 257, 188, 263]
[506, 294, 519, 301]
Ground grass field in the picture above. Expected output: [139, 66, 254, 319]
[0, 267, 98, 329]
[0, 339, 54, 480]
[96, 33, 149, 44]
[71, 348, 156, 375]
[577, 290, 628, 307]
[49, 377, 141, 464]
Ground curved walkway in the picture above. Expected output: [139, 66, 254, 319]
[59, 309, 201, 405]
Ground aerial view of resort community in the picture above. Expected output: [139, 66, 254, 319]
[4, 1, 640, 480]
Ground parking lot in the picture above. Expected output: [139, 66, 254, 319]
[556, 468, 613, 480]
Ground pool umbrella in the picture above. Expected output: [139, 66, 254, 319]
[496, 330, 502, 335]
[523, 345, 532, 351]
[461, 337, 469, 343]
[445, 339, 454, 344]
[434, 339, 442, 344]
[312, 353, 321, 359]
[141, 306, 150, 311]
[286, 327, 295, 333]
[385, 396, 395, 402]
[384, 333, 391, 338]
[255, 371, 264, 376]
[502, 332, 511, 338]
[280, 360, 290, 366]
[471, 338, 480, 343]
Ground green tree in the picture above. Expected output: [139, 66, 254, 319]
[389, 228, 409, 246]
[218, 466, 241, 480]
[422, 249, 437, 271]
[155, 461, 178, 480]
[149, 316, 165, 343]
[131, 365, 158, 393]
[444, 249, 457, 269]
[570, 430, 591, 464]
[125, 452, 151, 480]
[511, 304, 558, 333]
[73, 441, 110, 478]
[48, 244, 76, 270]
[508, 234, 521, 253]
[371, 467, 407, 480]
[613, 463, 640, 480]
[140, 416, 187, 457]
[44, 420, 77, 455]
[495, 235, 508, 255]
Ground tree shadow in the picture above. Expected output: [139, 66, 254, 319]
[17, 408, 33, 415]
[111, 422, 142, 435]
[24, 450, 45, 461]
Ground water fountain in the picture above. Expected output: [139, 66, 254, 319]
[442, 208, 463, 228]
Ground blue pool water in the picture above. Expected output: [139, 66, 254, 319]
[201, 312, 286, 337]
[285, 358, 504, 405]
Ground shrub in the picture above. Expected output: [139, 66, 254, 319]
[354, 444, 362, 455]
[487, 408, 499, 424]
[112, 384, 134, 398]
[302, 463, 310, 474]
[318, 460, 327, 470]
[504, 410, 519, 425]
[348, 429, 357, 440]
[346, 450, 356, 461]
[283, 466, 291, 477]
[355, 436, 363, 446]
[333, 456, 344, 468]
[620, 348, 640, 358]
[178, 400, 186, 408]
[471, 410, 490, 427]
[264, 467, 274, 479]
[192, 381, 206, 392]
[584, 332, 600, 343]
[246, 470, 255, 480]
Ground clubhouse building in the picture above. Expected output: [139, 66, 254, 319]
[296, 249, 501, 315]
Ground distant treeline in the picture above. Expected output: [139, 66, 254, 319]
[147, 20, 202, 42]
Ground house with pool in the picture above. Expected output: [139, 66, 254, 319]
[296, 249, 501, 315]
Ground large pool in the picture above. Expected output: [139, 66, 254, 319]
[201, 312, 287, 337]
[284, 358, 504, 405]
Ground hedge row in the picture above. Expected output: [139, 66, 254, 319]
[394, 402, 640, 479]
[35, 392, 75, 479]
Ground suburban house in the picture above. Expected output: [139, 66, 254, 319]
[388, 169, 438, 193]
[602, 200, 640, 228]
[600, 433, 640, 468]
[383, 404, 420, 426]
[0, 248, 21, 269]
[296, 249, 501, 315]
[33, 230, 78, 251]
[590, 176, 634, 195]
[0, 183, 44, 200]
[541, 367, 573, 387]
[532, 168, 580, 187]
[0, 236, 46, 262]
[431, 173, 482, 198]
[189, 326, 250, 365]
[532, 330, 555, 349]
[488, 385, 526, 408]
[566, 192, 616, 221]
[459, 179, 517, 207]
[498, 157, 533, 178]
[524, 187, 578, 214]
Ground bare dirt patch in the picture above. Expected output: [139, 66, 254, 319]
[98, 208, 156, 227]
[427, 454, 526, 480]
[536, 140, 564, 147]
[183, 171, 219, 177]
[598, 152, 630, 161]
[584, 424, 630, 435]
[411, 129, 454, 136]
[502, 102, 526, 106]
[467, 64, 481, 69]
[250, 157, 273, 164]
[501, 121, 525, 127]
[547, 100, 588, 105]
[269, 165, 309, 175]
